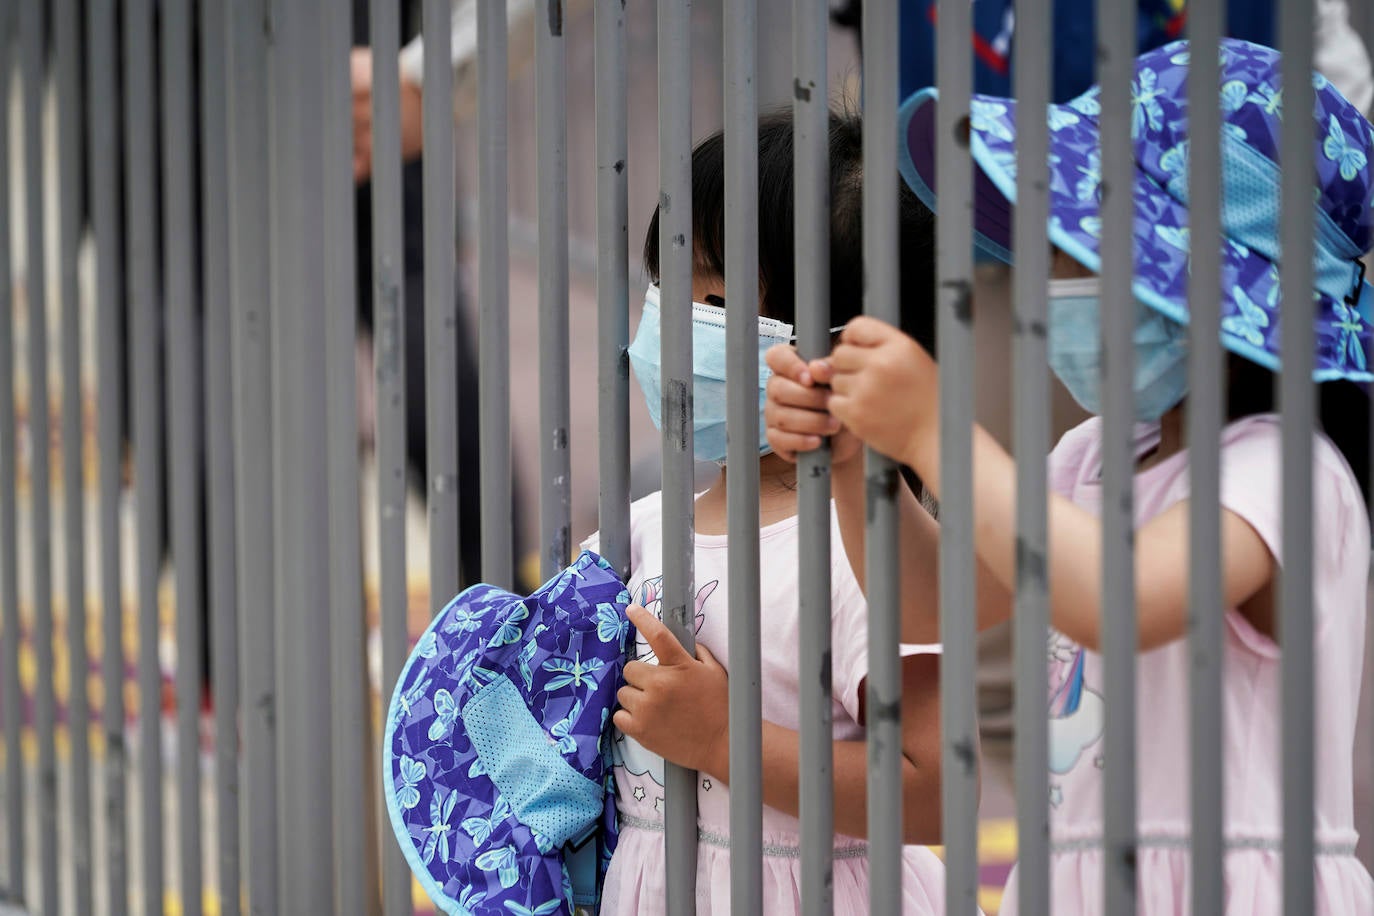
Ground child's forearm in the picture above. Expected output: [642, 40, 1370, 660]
[902, 422, 1172, 651]
[833, 456, 1013, 644]
[832, 459, 939, 645]
[702, 721, 941, 845]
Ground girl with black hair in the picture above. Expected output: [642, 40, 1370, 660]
[585, 111, 965, 913]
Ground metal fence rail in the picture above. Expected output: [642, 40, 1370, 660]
[860, 3, 905, 911]
[0, 1, 1361, 915]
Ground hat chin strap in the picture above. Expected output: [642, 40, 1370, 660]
[1161, 129, 1368, 309]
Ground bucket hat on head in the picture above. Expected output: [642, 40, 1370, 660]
[898, 38, 1374, 382]
[384, 550, 634, 916]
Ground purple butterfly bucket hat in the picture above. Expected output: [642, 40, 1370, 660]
[384, 550, 634, 915]
[898, 38, 1374, 381]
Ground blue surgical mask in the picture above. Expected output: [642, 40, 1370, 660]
[627, 284, 838, 464]
[1046, 276, 1190, 423]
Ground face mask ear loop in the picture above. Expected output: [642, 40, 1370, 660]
[787, 325, 848, 343]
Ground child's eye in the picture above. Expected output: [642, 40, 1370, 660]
[704, 294, 726, 309]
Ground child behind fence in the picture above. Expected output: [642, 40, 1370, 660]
[766, 38, 1374, 914]
[582, 110, 973, 914]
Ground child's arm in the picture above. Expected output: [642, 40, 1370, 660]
[614, 607, 947, 844]
[822, 317, 1277, 651]
[764, 345, 1013, 644]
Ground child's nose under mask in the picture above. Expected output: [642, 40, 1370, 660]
[627, 284, 843, 464]
[1047, 276, 1191, 423]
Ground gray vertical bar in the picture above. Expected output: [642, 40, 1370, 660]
[657, 1, 699, 911]
[19, 0, 59, 908]
[861, 1, 902, 911]
[1096, 0, 1137, 911]
[55, 0, 93, 906]
[323, 0, 369, 912]
[723, 0, 763, 911]
[423, 0, 459, 604]
[1278, 3, 1316, 912]
[596, 0, 631, 584]
[537, 0, 571, 581]
[0, 0, 20, 899]
[226, 0, 279, 908]
[794, 1, 833, 912]
[268, 0, 335, 909]
[199, 0, 240, 909]
[161, 1, 205, 911]
[1011, 0, 1051, 911]
[123, 0, 168, 905]
[933, 0, 979, 910]
[89, 0, 129, 907]
[1185, 6, 1225, 915]
[368, 0, 412, 911]
[477, 0, 513, 588]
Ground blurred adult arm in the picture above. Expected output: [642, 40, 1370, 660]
[1314, 0, 1373, 116]
[353, 0, 537, 182]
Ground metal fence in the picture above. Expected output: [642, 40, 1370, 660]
[0, 0, 1364, 914]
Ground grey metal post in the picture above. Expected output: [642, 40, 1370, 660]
[933, 0, 980, 910]
[268, 0, 336, 908]
[161, 2, 205, 911]
[794, 1, 834, 912]
[424, 0, 460, 604]
[55, 0, 93, 906]
[477, 0, 513, 588]
[88, 0, 129, 907]
[198, 1, 240, 909]
[226, 0, 279, 907]
[861, 1, 903, 911]
[1096, 0, 1138, 911]
[1011, 0, 1052, 911]
[19, 0, 59, 907]
[323, 0, 371, 912]
[596, 0, 631, 584]
[368, 0, 413, 910]
[658, 1, 699, 910]
[0, 1, 20, 899]
[122, 0, 169, 905]
[723, 0, 763, 911]
[1278, 3, 1317, 912]
[1185, 7, 1225, 915]
[537, 0, 571, 581]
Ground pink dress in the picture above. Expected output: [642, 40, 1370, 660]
[1002, 415, 1374, 915]
[586, 494, 955, 915]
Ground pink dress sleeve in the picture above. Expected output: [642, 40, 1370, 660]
[1215, 415, 1364, 568]
[1215, 414, 1367, 657]
[829, 528, 942, 727]
[1047, 417, 1104, 499]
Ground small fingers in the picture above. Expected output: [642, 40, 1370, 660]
[621, 660, 656, 688]
[766, 427, 824, 456]
[766, 374, 831, 411]
[764, 343, 813, 386]
[616, 684, 643, 713]
[695, 643, 723, 669]
[826, 393, 854, 425]
[767, 404, 840, 438]
[828, 342, 868, 373]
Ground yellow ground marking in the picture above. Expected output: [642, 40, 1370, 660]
[162, 887, 224, 916]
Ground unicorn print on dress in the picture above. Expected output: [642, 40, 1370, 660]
[1046, 630, 1105, 788]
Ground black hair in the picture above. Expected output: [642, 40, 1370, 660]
[1226, 354, 1371, 506]
[642, 108, 938, 352]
